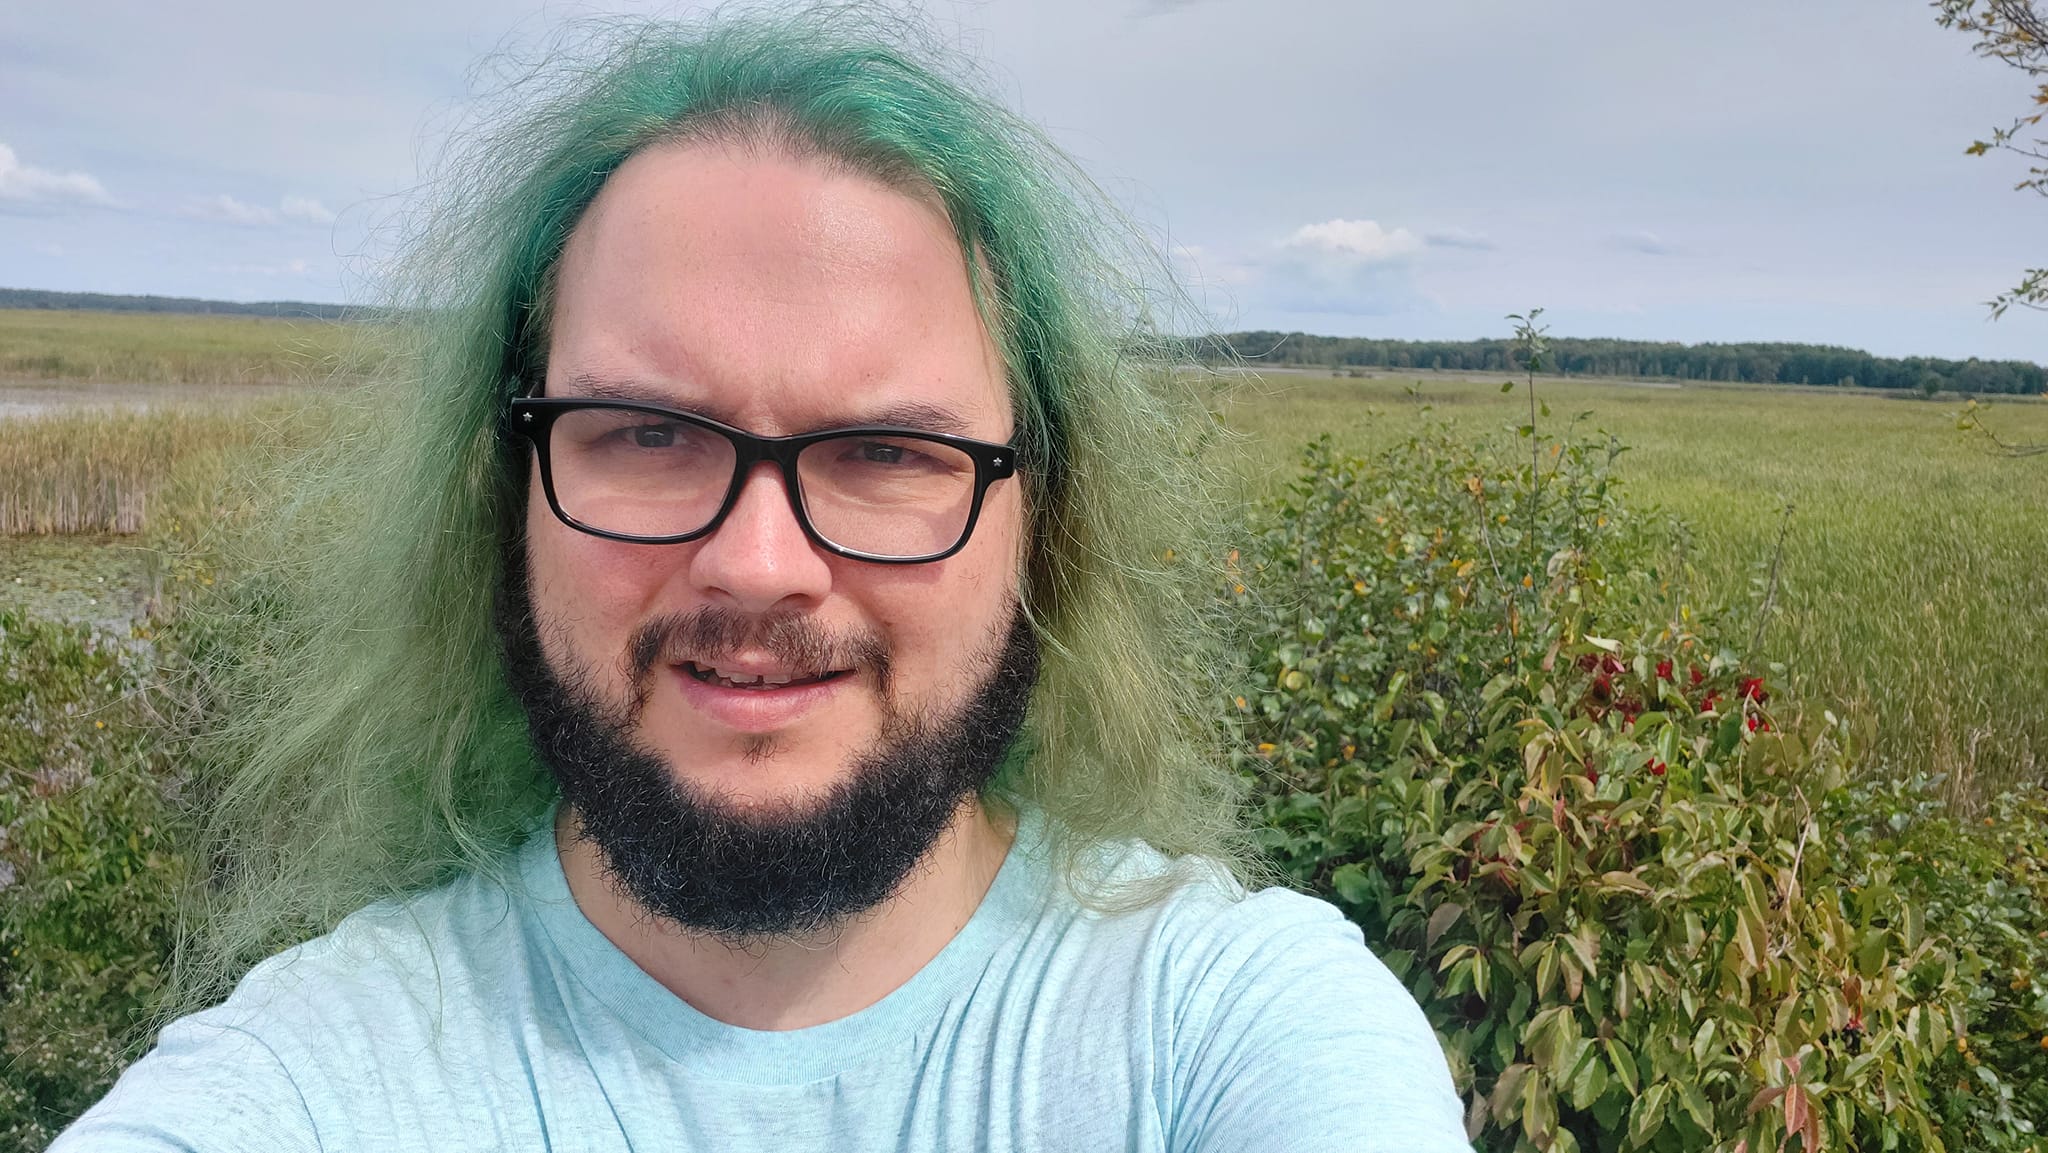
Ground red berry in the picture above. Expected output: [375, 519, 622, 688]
[1656, 659, 1674, 681]
[1689, 666, 1705, 686]
[1652, 761, 1667, 777]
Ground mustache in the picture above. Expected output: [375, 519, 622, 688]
[625, 606, 892, 686]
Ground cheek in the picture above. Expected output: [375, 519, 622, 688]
[524, 481, 668, 680]
[874, 486, 1026, 675]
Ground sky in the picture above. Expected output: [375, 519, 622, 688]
[2, 0, 2045, 361]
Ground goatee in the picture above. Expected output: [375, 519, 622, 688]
[494, 555, 1039, 943]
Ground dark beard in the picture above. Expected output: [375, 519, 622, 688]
[493, 555, 1039, 943]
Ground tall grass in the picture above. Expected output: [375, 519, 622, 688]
[1217, 373, 2048, 798]
[0, 403, 319, 535]
[0, 310, 384, 385]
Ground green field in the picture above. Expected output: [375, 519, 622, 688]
[1215, 370, 2048, 798]
[0, 308, 377, 385]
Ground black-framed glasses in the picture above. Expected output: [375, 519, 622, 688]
[509, 397, 1019, 564]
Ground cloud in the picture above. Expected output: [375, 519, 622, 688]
[219, 257, 313, 277]
[0, 142, 112, 207]
[1261, 218, 1427, 315]
[183, 193, 276, 226]
[1610, 229, 1676, 256]
[1281, 218, 1425, 264]
[1171, 242, 1255, 287]
[1424, 228, 1497, 251]
[280, 195, 336, 224]
[183, 193, 337, 227]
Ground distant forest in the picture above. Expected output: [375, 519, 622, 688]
[0, 287, 360, 321]
[1195, 331, 2046, 396]
[6, 287, 2040, 396]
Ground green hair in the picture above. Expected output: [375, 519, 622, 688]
[174, 5, 1252, 1014]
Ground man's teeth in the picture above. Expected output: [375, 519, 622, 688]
[686, 662, 834, 688]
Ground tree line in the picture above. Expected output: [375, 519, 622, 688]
[0, 287, 361, 322]
[1190, 331, 2046, 396]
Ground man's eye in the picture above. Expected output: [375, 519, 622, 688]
[860, 442, 906, 464]
[629, 424, 677, 448]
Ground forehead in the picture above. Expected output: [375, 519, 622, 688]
[544, 139, 1009, 436]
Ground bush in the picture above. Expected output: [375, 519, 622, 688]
[1229, 432, 2048, 1152]
[0, 609, 191, 1150]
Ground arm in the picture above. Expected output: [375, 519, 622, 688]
[1168, 888, 1474, 1153]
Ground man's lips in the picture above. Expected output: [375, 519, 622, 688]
[666, 661, 857, 733]
[679, 660, 851, 690]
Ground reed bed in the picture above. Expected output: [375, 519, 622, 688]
[0, 406, 282, 535]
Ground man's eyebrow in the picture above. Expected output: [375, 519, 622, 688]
[847, 402, 977, 437]
[554, 375, 988, 438]
[557, 373, 698, 408]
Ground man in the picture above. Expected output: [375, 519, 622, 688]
[58, 11, 1470, 1151]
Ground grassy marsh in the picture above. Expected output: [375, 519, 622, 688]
[0, 308, 379, 385]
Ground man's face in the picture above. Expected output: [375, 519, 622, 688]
[515, 140, 1029, 930]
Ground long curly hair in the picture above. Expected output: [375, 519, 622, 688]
[172, 5, 1251, 1014]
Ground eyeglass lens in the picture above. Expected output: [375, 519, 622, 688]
[545, 407, 980, 557]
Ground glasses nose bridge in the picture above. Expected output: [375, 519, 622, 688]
[717, 427, 813, 536]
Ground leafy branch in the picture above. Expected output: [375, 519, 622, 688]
[1937, 0, 2048, 314]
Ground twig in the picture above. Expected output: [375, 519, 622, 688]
[1749, 501, 1795, 657]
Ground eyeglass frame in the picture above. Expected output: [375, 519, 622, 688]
[507, 395, 1020, 564]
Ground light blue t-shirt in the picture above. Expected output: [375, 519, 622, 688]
[57, 811, 1472, 1152]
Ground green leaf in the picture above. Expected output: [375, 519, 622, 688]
[1629, 1082, 1670, 1149]
[1568, 1042, 1607, 1110]
[1598, 870, 1654, 895]
[1591, 1085, 1628, 1133]
[1690, 1017, 1718, 1067]
[1602, 1038, 1639, 1095]
[1521, 1071, 1558, 1147]
[1675, 1080, 1713, 1132]
[1330, 863, 1374, 906]
[1501, 380, 1518, 393]
[1426, 902, 1467, 950]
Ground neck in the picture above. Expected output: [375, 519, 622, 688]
[555, 799, 1014, 1030]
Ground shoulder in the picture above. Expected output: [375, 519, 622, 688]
[1059, 848, 1473, 1153]
[52, 1018, 319, 1152]
[1058, 838, 1393, 1000]
[214, 861, 530, 1038]
[1131, 863, 1430, 1047]
[55, 862, 535, 1150]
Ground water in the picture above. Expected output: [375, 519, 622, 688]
[0, 377, 308, 419]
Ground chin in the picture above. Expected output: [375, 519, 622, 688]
[659, 742, 868, 812]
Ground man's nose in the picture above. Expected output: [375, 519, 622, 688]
[686, 463, 834, 613]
